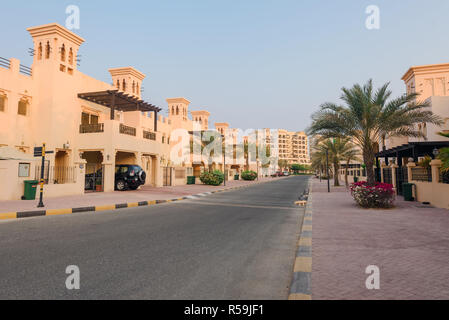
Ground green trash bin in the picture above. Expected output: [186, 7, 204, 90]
[187, 176, 196, 185]
[353, 176, 359, 183]
[23, 180, 39, 200]
[234, 174, 239, 181]
[402, 183, 414, 201]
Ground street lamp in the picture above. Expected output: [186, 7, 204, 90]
[433, 148, 440, 158]
[326, 148, 330, 193]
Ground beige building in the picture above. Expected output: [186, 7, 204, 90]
[0, 23, 240, 200]
[275, 130, 310, 167]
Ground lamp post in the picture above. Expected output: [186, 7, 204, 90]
[326, 148, 330, 193]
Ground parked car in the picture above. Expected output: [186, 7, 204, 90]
[283, 171, 290, 176]
[271, 171, 284, 177]
[115, 165, 146, 191]
[85, 165, 146, 191]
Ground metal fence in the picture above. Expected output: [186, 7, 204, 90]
[411, 167, 432, 182]
[440, 170, 449, 184]
[80, 123, 104, 133]
[19, 64, 32, 76]
[143, 130, 156, 140]
[35, 165, 77, 184]
[0, 57, 10, 69]
[383, 168, 392, 184]
[120, 123, 136, 136]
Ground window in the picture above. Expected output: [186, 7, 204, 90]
[45, 41, 51, 59]
[18, 99, 28, 116]
[68, 48, 73, 65]
[60, 44, 66, 62]
[0, 95, 5, 112]
[38, 43, 42, 60]
[122, 79, 126, 91]
[116, 80, 120, 90]
[81, 112, 99, 125]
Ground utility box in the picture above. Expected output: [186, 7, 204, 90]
[402, 183, 415, 201]
[187, 176, 196, 185]
[23, 180, 39, 200]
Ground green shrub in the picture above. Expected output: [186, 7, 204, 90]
[241, 170, 258, 181]
[200, 170, 224, 186]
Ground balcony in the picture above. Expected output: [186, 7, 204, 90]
[119, 123, 136, 136]
[80, 123, 104, 133]
[143, 130, 156, 141]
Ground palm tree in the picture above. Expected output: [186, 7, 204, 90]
[307, 79, 443, 185]
[278, 159, 289, 172]
[438, 132, 449, 173]
[312, 137, 359, 186]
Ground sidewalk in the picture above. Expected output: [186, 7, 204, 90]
[0, 177, 283, 214]
[311, 179, 449, 300]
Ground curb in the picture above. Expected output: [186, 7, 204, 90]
[289, 181, 313, 301]
[0, 177, 290, 222]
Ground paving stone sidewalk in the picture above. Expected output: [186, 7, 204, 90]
[0, 177, 284, 214]
[311, 179, 449, 300]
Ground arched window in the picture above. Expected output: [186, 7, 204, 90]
[132, 81, 135, 94]
[37, 43, 42, 60]
[122, 79, 126, 91]
[68, 48, 73, 65]
[116, 80, 120, 90]
[45, 41, 51, 59]
[136, 83, 139, 95]
[60, 44, 66, 62]
[172, 106, 175, 115]
[176, 106, 179, 115]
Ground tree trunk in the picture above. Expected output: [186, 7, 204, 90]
[345, 167, 349, 187]
[364, 150, 376, 186]
[333, 163, 340, 186]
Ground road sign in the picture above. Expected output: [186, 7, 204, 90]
[34, 147, 54, 157]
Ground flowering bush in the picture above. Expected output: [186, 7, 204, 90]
[349, 181, 395, 208]
[200, 170, 224, 186]
[241, 170, 258, 181]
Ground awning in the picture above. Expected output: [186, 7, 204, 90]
[376, 141, 449, 160]
[78, 90, 161, 130]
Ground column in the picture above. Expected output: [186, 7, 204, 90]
[390, 163, 398, 191]
[407, 162, 416, 183]
[430, 159, 442, 184]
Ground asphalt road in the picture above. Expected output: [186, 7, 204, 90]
[0, 176, 309, 300]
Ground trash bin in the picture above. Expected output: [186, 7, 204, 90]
[353, 176, 359, 183]
[234, 174, 240, 181]
[402, 183, 414, 201]
[23, 180, 39, 200]
[187, 176, 196, 185]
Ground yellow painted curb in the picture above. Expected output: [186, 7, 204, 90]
[288, 293, 312, 301]
[0, 212, 17, 220]
[95, 205, 116, 212]
[46, 208, 72, 216]
[294, 257, 312, 273]
[148, 200, 157, 205]
[128, 203, 139, 208]
[298, 237, 312, 247]
[302, 225, 312, 231]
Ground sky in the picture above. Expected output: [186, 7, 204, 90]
[2, 0, 449, 132]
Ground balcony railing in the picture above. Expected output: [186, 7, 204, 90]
[0, 57, 10, 70]
[19, 64, 32, 76]
[439, 170, 449, 184]
[411, 167, 432, 182]
[120, 123, 136, 136]
[143, 130, 156, 141]
[79, 123, 104, 134]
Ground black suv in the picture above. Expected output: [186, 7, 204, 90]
[115, 165, 146, 191]
[85, 165, 146, 191]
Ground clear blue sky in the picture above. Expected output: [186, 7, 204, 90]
[2, 0, 449, 131]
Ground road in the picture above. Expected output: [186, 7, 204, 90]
[0, 176, 309, 299]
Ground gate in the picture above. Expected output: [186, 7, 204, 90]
[374, 168, 381, 183]
[85, 163, 104, 192]
[395, 166, 408, 196]
[163, 167, 173, 187]
[383, 168, 392, 185]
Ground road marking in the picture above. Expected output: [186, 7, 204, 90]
[180, 201, 300, 211]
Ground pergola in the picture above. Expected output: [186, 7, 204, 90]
[78, 90, 162, 131]
[375, 141, 449, 167]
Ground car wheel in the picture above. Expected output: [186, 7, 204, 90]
[116, 180, 127, 191]
[129, 186, 139, 191]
